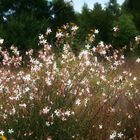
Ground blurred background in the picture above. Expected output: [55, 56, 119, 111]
[0, 0, 139, 55]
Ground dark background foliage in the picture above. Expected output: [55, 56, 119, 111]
[0, 0, 139, 53]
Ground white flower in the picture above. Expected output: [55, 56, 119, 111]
[94, 56, 98, 63]
[99, 125, 103, 129]
[100, 49, 106, 55]
[62, 117, 67, 121]
[46, 28, 52, 35]
[99, 41, 104, 46]
[0, 130, 4, 135]
[0, 38, 4, 44]
[133, 77, 137, 81]
[113, 26, 119, 32]
[92, 47, 96, 52]
[8, 129, 14, 134]
[23, 74, 31, 82]
[47, 136, 52, 140]
[75, 99, 81, 106]
[128, 114, 132, 119]
[85, 44, 90, 49]
[109, 131, 117, 139]
[19, 103, 27, 108]
[65, 110, 71, 116]
[117, 121, 121, 126]
[9, 107, 16, 115]
[135, 35, 140, 43]
[129, 73, 132, 77]
[118, 132, 123, 138]
[42, 107, 50, 114]
[84, 98, 89, 107]
[71, 25, 79, 31]
[96, 81, 100, 85]
[136, 58, 140, 63]
[45, 78, 52, 86]
[39, 34, 44, 40]
[46, 121, 50, 127]
[54, 109, 60, 116]
[56, 32, 63, 38]
[94, 29, 99, 34]
[25, 87, 30, 92]
[135, 36, 138, 41]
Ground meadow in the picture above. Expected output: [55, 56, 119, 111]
[0, 25, 140, 140]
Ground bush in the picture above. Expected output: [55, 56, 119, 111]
[113, 14, 139, 49]
[0, 26, 140, 140]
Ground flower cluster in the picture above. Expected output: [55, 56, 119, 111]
[0, 25, 140, 139]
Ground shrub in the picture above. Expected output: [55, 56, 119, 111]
[0, 26, 140, 140]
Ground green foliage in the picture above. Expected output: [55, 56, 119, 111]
[0, 0, 77, 52]
[0, 0, 52, 52]
[0, 14, 41, 51]
[0, 0, 51, 19]
[91, 3, 113, 43]
[0, 0, 140, 55]
[106, 0, 121, 16]
[122, 0, 140, 31]
[113, 14, 139, 49]
[77, 4, 92, 42]
[52, 0, 77, 30]
[78, 3, 114, 45]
